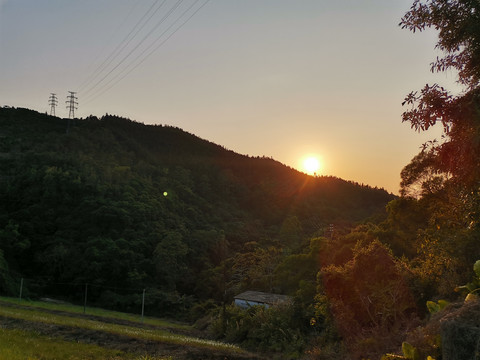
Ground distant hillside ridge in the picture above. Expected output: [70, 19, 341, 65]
[0, 106, 395, 308]
[0, 106, 394, 228]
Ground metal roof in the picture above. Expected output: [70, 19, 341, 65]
[234, 291, 291, 305]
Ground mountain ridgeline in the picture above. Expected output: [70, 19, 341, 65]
[0, 107, 393, 313]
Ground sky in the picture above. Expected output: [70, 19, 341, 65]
[0, 0, 461, 194]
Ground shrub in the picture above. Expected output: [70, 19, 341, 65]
[320, 240, 418, 359]
[210, 302, 310, 357]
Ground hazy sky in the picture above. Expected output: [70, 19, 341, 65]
[0, 0, 460, 193]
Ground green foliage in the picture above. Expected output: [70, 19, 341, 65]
[383, 197, 429, 251]
[274, 238, 321, 296]
[381, 342, 426, 360]
[455, 259, 480, 301]
[0, 106, 396, 357]
[210, 302, 310, 357]
[426, 299, 450, 314]
[154, 231, 189, 290]
[322, 240, 416, 332]
[402, 342, 420, 360]
[0, 107, 393, 312]
[319, 239, 417, 359]
[400, 0, 480, 89]
[0, 250, 16, 295]
[474, 259, 480, 278]
[398, 0, 480, 306]
[230, 242, 282, 294]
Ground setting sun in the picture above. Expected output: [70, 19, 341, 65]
[303, 156, 321, 176]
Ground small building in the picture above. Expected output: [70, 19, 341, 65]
[234, 291, 291, 309]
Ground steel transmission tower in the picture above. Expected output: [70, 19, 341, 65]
[66, 91, 78, 119]
[48, 93, 58, 116]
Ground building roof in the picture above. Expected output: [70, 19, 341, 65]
[234, 291, 291, 305]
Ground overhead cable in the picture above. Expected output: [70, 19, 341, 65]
[83, 0, 210, 105]
[81, 0, 185, 100]
[80, 0, 169, 95]
[77, 0, 145, 93]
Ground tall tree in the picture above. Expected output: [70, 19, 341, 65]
[399, 0, 480, 287]
[400, 0, 480, 192]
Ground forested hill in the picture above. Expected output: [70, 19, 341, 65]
[0, 106, 393, 309]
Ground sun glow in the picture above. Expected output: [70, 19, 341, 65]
[302, 156, 321, 176]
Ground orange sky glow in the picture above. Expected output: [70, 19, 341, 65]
[0, 1, 460, 193]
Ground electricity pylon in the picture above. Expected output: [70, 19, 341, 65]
[48, 93, 58, 116]
[66, 91, 78, 119]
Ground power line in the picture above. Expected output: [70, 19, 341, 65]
[48, 93, 58, 116]
[78, 0, 164, 93]
[83, 0, 210, 105]
[81, 0, 185, 100]
[77, 0, 144, 93]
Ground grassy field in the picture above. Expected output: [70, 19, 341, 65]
[0, 297, 256, 360]
[0, 327, 167, 360]
[0, 296, 189, 329]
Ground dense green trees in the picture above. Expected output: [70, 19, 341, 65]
[0, 107, 392, 319]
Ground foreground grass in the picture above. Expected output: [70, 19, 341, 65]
[0, 296, 188, 329]
[0, 328, 172, 360]
[0, 303, 243, 354]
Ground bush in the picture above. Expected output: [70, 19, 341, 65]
[95, 288, 193, 319]
[0, 250, 17, 296]
[320, 240, 418, 359]
[210, 302, 309, 357]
